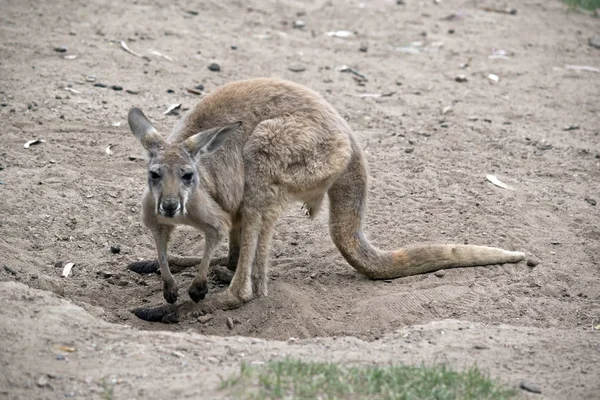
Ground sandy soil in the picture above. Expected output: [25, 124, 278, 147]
[0, 0, 599, 398]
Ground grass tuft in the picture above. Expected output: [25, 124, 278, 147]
[564, 0, 600, 10]
[220, 358, 518, 400]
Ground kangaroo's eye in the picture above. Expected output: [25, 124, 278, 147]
[149, 171, 161, 180]
[182, 172, 194, 182]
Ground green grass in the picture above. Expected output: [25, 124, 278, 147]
[220, 358, 518, 400]
[564, 0, 600, 10]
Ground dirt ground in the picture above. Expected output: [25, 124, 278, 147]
[0, 0, 599, 398]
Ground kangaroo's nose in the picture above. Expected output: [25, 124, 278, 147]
[161, 198, 180, 217]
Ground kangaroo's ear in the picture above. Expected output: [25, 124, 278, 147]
[128, 108, 165, 152]
[183, 121, 242, 157]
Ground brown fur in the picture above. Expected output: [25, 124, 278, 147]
[127, 78, 525, 312]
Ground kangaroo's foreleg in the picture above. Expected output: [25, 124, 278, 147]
[188, 226, 223, 302]
[151, 225, 178, 304]
[227, 223, 241, 270]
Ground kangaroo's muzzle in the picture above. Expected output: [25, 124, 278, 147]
[159, 198, 181, 218]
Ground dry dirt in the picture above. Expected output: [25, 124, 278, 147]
[0, 0, 599, 399]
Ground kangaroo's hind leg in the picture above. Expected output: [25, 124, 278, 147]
[212, 222, 241, 283]
[252, 210, 281, 297]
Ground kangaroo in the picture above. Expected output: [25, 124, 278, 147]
[127, 78, 525, 320]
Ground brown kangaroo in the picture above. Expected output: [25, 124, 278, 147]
[127, 78, 525, 321]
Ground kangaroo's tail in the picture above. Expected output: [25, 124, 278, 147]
[326, 139, 525, 280]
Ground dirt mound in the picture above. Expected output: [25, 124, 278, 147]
[1, 281, 598, 399]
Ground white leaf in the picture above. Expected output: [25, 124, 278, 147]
[486, 174, 515, 190]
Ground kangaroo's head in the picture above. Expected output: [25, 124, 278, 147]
[127, 107, 241, 218]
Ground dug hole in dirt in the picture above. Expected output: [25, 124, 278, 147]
[0, 0, 599, 399]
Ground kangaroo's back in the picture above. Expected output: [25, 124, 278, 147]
[168, 78, 343, 145]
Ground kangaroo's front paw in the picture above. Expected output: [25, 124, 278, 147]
[188, 278, 208, 303]
[163, 281, 179, 304]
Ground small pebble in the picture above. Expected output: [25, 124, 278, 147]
[359, 44, 368, 52]
[126, 89, 140, 95]
[585, 198, 596, 206]
[288, 64, 306, 73]
[405, 148, 414, 154]
[110, 85, 123, 91]
[526, 258, 540, 267]
[3, 265, 17, 275]
[519, 381, 542, 394]
[230, 45, 237, 50]
[293, 20, 305, 29]
[208, 63, 220, 72]
[434, 270, 445, 278]
[54, 46, 67, 53]
[455, 74, 468, 83]
[195, 83, 205, 91]
[589, 35, 600, 50]
[197, 314, 213, 324]
[227, 317, 234, 330]
[94, 83, 107, 88]
[37, 375, 49, 387]
[97, 271, 115, 279]
[167, 89, 175, 93]
[110, 245, 121, 254]
[56, 354, 66, 361]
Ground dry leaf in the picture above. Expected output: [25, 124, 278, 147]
[356, 93, 382, 98]
[24, 139, 45, 148]
[120, 40, 143, 58]
[64, 87, 81, 94]
[56, 345, 76, 352]
[326, 31, 354, 38]
[164, 103, 182, 115]
[486, 174, 515, 190]
[565, 65, 600, 73]
[148, 49, 173, 61]
[61, 262, 74, 277]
